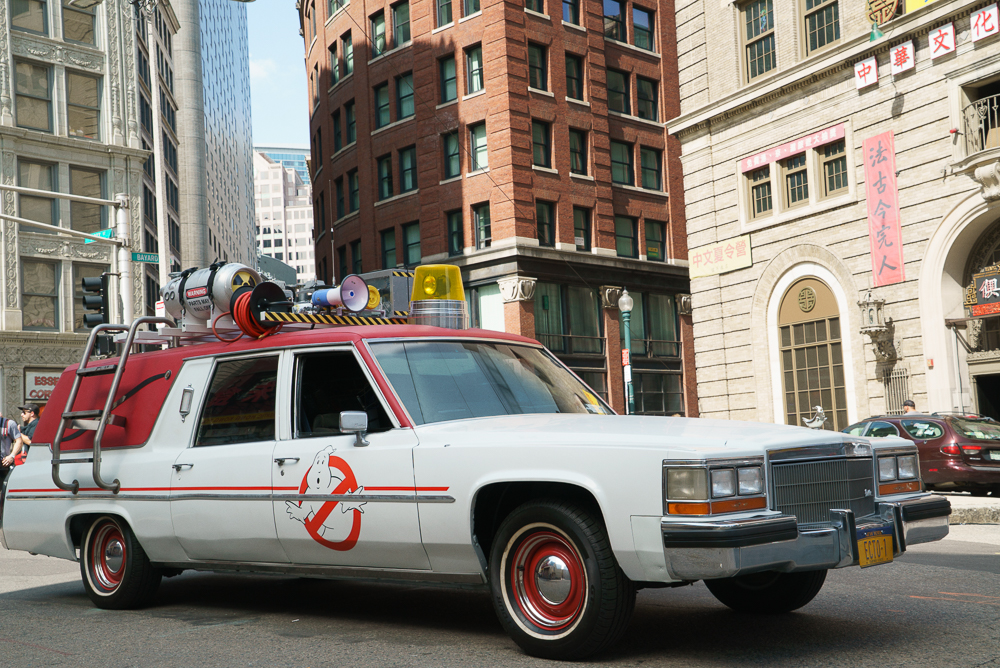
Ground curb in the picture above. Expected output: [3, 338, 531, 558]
[950, 507, 1000, 525]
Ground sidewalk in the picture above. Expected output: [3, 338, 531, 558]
[934, 491, 1000, 524]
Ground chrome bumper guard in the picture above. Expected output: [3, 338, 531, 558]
[660, 495, 950, 581]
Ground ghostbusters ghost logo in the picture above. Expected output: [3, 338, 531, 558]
[285, 446, 367, 551]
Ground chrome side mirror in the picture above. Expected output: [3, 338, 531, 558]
[340, 411, 369, 447]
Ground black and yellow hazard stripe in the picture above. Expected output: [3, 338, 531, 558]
[261, 312, 407, 326]
[391, 270, 415, 277]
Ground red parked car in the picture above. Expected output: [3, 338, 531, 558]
[843, 413, 1000, 496]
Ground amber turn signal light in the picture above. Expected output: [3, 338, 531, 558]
[710, 496, 768, 514]
[879, 481, 921, 495]
[667, 502, 711, 515]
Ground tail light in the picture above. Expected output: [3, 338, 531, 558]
[940, 444, 961, 456]
[961, 445, 982, 455]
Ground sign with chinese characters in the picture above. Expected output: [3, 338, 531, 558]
[971, 4, 999, 42]
[24, 369, 61, 404]
[740, 125, 845, 173]
[904, 0, 938, 12]
[855, 57, 878, 89]
[863, 131, 905, 287]
[689, 235, 752, 279]
[867, 0, 899, 25]
[968, 266, 1000, 317]
[890, 41, 915, 75]
[929, 23, 955, 58]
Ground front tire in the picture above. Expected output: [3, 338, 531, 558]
[80, 516, 161, 609]
[705, 569, 827, 614]
[489, 499, 635, 660]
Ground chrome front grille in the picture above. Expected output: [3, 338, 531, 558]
[771, 457, 875, 525]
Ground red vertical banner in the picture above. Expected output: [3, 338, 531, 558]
[863, 131, 905, 286]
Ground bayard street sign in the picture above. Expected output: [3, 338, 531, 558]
[132, 252, 159, 264]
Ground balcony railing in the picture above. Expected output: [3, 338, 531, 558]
[628, 338, 681, 358]
[539, 334, 605, 356]
[962, 94, 1000, 155]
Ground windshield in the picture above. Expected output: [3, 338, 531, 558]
[369, 340, 614, 425]
[951, 417, 1000, 441]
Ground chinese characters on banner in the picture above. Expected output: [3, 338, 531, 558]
[863, 132, 905, 287]
[930, 23, 955, 58]
[890, 41, 914, 75]
[972, 4, 999, 42]
[689, 234, 752, 279]
[740, 124, 845, 172]
[855, 57, 878, 89]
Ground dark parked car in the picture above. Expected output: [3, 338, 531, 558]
[844, 413, 1000, 496]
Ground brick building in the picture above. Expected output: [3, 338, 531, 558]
[670, 0, 1000, 424]
[299, 0, 696, 415]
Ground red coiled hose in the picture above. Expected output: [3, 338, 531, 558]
[231, 291, 283, 340]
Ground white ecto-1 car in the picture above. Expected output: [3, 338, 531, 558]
[0, 324, 951, 660]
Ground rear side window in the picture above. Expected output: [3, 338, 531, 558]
[951, 417, 1000, 441]
[901, 420, 945, 440]
[867, 421, 899, 438]
[195, 356, 279, 446]
[843, 422, 868, 436]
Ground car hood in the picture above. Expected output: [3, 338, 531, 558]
[411, 414, 861, 458]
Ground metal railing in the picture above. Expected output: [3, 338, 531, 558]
[962, 94, 1000, 155]
[538, 334, 605, 356]
[627, 338, 681, 358]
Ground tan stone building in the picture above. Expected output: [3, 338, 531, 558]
[669, 0, 1000, 425]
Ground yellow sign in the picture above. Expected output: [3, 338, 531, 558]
[689, 235, 753, 279]
[904, 0, 937, 14]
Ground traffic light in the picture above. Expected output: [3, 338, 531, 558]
[81, 273, 110, 327]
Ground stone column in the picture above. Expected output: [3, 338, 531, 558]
[601, 286, 624, 414]
[499, 276, 537, 339]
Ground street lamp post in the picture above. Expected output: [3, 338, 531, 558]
[618, 289, 635, 415]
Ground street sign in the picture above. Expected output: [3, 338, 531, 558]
[132, 252, 159, 263]
[622, 349, 630, 366]
[84, 228, 116, 244]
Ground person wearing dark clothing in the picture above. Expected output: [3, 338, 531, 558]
[0, 409, 23, 485]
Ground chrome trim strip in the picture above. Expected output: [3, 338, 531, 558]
[4, 493, 456, 504]
[874, 446, 919, 456]
[149, 559, 486, 586]
[970, 465, 1000, 471]
[768, 441, 872, 461]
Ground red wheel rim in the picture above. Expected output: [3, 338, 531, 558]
[509, 529, 587, 631]
[89, 521, 126, 593]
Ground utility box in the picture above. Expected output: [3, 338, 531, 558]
[359, 269, 414, 315]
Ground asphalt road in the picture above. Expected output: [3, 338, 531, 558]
[0, 525, 997, 668]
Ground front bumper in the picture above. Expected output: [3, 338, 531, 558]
[659, 495, 950, 581]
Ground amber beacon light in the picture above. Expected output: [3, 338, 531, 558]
[407, 265, 469, 329]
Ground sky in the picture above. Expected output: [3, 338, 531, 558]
[247, 0, 309, 147]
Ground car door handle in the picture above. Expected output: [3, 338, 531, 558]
[172, 463, 193, 471]
[274, 457, 300, 466]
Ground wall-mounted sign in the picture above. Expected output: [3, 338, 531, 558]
[971, 4, 999, 42]
[929, 23, 955, 58]
[855, 57, 878, 89]
[890, 41, 914, 75]
[968, 266, 1000, 317]
[904, 0, 937, 12]
[24, 369, 61, 404]
[740, 124, 845, 173]
[867, 0, 899, 25]
[863, 131, 905, 287]
[689, 235, 752, 279]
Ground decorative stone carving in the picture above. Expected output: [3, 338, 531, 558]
[498, 276, 537, 303]
[106, 0, 124, 146]
[3, 149, 17, 309]
[678, 293, 693, 315]
[0, 0, 12, 125]
[968, 318, 984, 349]
[600, 286, 623, 309]
[10, 36, 105, 72]
[968, 348, 1000, 362]
[972, 161, 1000, 201]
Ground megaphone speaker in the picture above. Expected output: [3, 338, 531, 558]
[312, 274, 370, 312]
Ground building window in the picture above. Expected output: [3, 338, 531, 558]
[13, 0, 47, 34]
[611, 141, 633, 185]
[646, 220, 665, 261]
[743, 0, 775, 80]
[615, 215, 637, 258]
[749, 166, 772, 219]
[821, 139, 847, 198]
[532, 121, 551, 168]
[604, 0, 625, 40]
[438, 0, 453, 25]
[400, 145, 417, 192]
[536, 283, 603, 355]
[536, 200, 555, 247]
[63, 0, 96, 45]
[351, 239, 362, 274]
[633, 6, 654, 50]
[335, 177, 345, 218]
[447, 210, 463, 255]
[782, 153, 808, 208]
[329, 43, 340, 86]
[371, 11, 386, 57]
[528, 43, 547, 90]
[566, 54, 584, 100]
[15, 61, 52, 132]
[310, 65, 319, 109]
[382, 228, 397, 268]
[332, 110, 342, 151]
[607, 69, 629, 114]
[466, 45, 484, 94]
[377, 154, 393, 200]
[396, 72, 414, 118]
[18, 160, 57, 232]
[22, 260, 59, 331]
[465, 0, 481, 16]
[640, 147, 661, 190]
[348, 169, 359, 211]
[329, 0, 348, 14]
[474, 203, 491, 248]
[470, 122, 488, 170]
[346, 100, 356, 142]
[569, 129, 587, 175]
[343, 33, 354, 74]
[564, 0, 580, 24]
[804, 0, 839, 54]
[440, 56, 457, 102]
[573, 207, 591, 251]
[374, 82, 390, 128]
[393, 1, 411, 47]
[443, 131, 460, 178]
[70, 166, 105, 233]
[526, 0, 543, 11]
[403, 222, 421, 265]
[637, 77, 657, 121]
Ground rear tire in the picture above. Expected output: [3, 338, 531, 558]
[80, 516, 161, 609]
[489, 499, 635, 660]
[705, 569, 827, 614]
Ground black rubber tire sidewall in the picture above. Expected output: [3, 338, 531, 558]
[80, 516, 162, 610]
[704, 569, 828, 614]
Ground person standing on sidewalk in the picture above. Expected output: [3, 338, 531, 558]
[15, 403, 39, 465]
[0, 409, 23, 486]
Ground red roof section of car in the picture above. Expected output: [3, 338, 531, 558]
[33, 325, 539, 450]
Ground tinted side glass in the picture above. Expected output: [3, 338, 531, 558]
[843, 421, 868, 436]
[900, 420, 945, 440]
[867, 421, 899, 438]
[294, 350, 392, 437]
[195, 356, 279, 446]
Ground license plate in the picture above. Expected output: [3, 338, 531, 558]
[988, 450, 1000, 461]
[857, 525, 894, 568]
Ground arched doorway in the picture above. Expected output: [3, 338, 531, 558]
[777, 277, 848, 430]
[961, 219, 1000, 419]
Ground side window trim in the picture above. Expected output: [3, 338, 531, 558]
[193, 352, 282, 448]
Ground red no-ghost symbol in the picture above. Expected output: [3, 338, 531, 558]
[297, 455, 362, 551]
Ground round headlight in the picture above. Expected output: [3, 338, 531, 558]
[878, 456, 897, 482]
